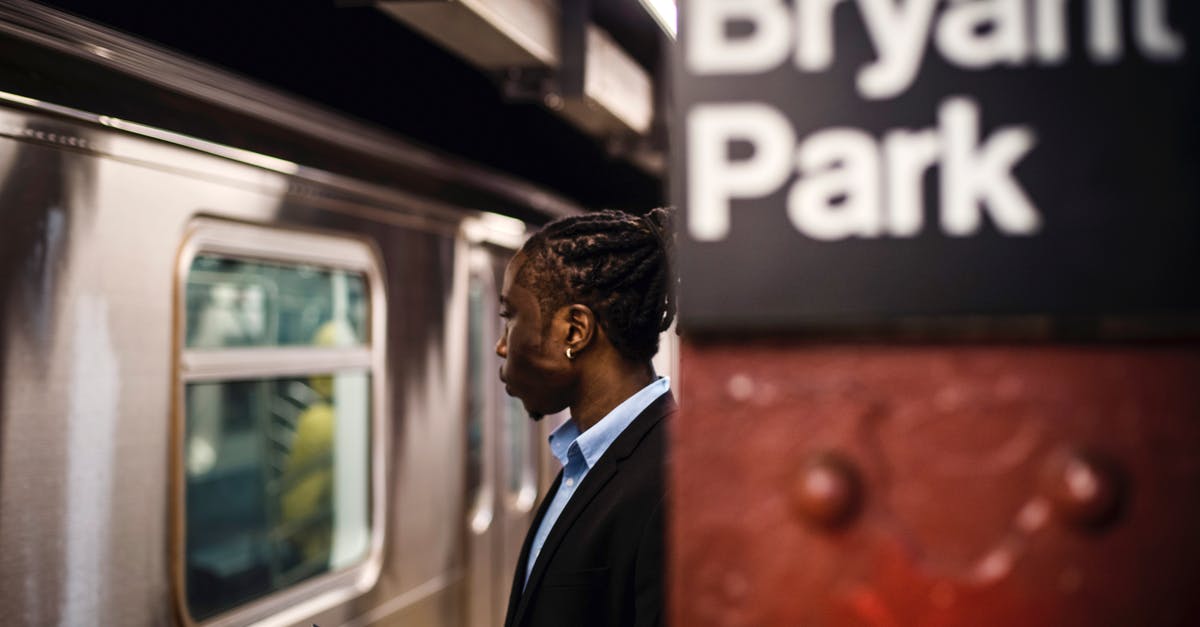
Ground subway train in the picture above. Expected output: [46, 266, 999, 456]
[0, 4, 676, 626]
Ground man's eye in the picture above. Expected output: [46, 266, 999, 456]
[499, 309, 513, 319]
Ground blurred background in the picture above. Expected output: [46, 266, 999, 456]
[0, 1, 1196, 626]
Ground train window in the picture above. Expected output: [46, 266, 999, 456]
[504, 386, 537, 510]
[185, 255, 368, 349]
[184, 374, 370, 619]
[466, 275, 493, 533]
[176, 220, 385, 625]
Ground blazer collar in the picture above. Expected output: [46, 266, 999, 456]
[507, 392, 676, 627]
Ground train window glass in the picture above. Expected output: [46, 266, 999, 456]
[185, 254, 368, 349]
[504, 393, 536, 508]
[183, 372, 371, 621]
[504, 396, 526, 492]
[177, 220, 383, 626]
[466, 277, 490, 531]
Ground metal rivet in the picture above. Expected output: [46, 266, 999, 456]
[1044, 450, 1124, 531]
[726, 373, 754, 401]
[793, 453, 862, 530]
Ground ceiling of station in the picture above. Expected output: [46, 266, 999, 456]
[39, 0, 669, 211]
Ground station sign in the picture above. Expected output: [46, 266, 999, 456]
[672, 0, 1199, 331]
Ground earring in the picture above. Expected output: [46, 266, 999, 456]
[565, 347, 574, 360]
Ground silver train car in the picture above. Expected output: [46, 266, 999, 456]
[0, 4, 675, 626]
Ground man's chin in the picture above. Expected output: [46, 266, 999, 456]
[508, 394, 544, 421]
[506, 392, 551, 421]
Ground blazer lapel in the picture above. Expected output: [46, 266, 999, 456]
[509, 392, 677, 627]
[504, 471, 563, 627]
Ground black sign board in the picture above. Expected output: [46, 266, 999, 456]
[672, 0, 1200, 332]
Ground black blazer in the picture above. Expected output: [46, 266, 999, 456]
[503, 392, 675, 627]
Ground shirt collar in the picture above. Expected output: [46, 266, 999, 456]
[546, 377, 670, 470]
[547, 418, 580, 466]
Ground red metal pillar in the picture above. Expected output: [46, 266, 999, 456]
[671, 340, 1200, 626]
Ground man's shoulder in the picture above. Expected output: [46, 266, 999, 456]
[611, 391, 675, 455]
[605, 398, 672, 503]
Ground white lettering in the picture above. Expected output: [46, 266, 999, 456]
[936, 0, 1029, 69]
[940, 98, 1041, 236]
[789, 129, 883, 240]
[1034, 0, 1070, 64]
[1136, 0, 1186, 60]
[1088, 0, 1123, 62]
[857, 0, 940, 99]
[796, 0, 845, 72]
[884, 128, 941, 236]
[691, 0, 1188, 98]
[688, 0, 791, 74]
[687, 104, 796, 241]
[689, 97, 1042, 240]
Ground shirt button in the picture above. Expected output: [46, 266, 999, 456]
[565, 478, 575, 487]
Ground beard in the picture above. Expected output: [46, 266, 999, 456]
[528, 411, 546, 421]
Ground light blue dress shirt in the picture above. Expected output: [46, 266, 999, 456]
[523, 376, 671, 587]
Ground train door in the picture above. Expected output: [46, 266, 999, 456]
[463, 216, 546, 627]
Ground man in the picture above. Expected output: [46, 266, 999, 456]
[497, 207, 676, 627]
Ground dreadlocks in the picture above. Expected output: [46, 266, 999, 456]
[517, 207, 676, 363]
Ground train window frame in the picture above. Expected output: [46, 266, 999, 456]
[465, 255, 497, 536]
[171, 218, 388, 627]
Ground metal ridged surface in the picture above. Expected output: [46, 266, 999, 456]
[0, 100, 524, 626]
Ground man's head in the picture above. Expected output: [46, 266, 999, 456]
[496, 207, 676, 419]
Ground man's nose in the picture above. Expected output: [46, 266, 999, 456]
[495, 335, 507, 358]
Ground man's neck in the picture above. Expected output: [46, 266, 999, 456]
[570, 362, 656, 433]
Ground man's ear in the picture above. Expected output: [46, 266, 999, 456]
[560, 304, 596, 355]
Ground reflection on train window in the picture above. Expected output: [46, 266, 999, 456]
[185, 254, 368, 349]
[505, 393, 536, 507]
[184, 374, 371, 620]
[466, 278, 489, 530]
[180, 243, 377, 623]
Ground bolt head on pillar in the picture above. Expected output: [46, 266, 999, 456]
[792, 452, 863, 530]
[1043, 449, 1126, 532]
